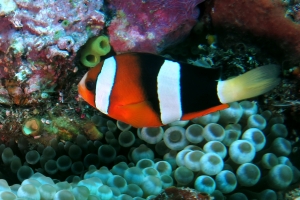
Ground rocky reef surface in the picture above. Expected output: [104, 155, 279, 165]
[0, 0, 202, 105]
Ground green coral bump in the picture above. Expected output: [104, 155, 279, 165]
[22, 118, 43, 137]
[80, 35, 111, 67]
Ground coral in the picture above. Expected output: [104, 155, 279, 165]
[174, 166, 194, 186]
[141, 176, 162, 197]
[199, 153, 224, 175]
[228, 140, 256, 164]
[80, 35, 111, 67]
[0, 100, 297, 199]
[18, 184, 40, 199]
[131, 144, 154, 164]
[0, 0, 17, 16]
[140, 127, 164, 145]
[107, 0, 205, 53]
[21, 108, 103, 144]
[157, 101, 294, 197]
[194, 175, 216, 195]
[163, 126, 188, 151]
[215, 170, 237, 194]
[204, 0, 300, 63]
[44, 160, 58, 175]
[236, 163, 261, 187]
[154, 161, 172, 177]
[97, 185, 113, 199]
[118, 131, 135, 147]
[22, 117, 43, 137]
[98, 144, 116, 164]
[265, 164, 293, 190]
[82, 122, 103, 140]
[2, 147, 14, 165]
[56, 155, 72, 172]
[185, 124, 204, 144]
[0, 0, 105, 105]
[43, 116, 81, 141]
[154, 187, 211, 200]
[203, 141, 227, 159]
[116, 121, 132, 132]
[183, 151, 202, 172]
[17, 166, 34, 182]
[136, 159, 154, 170]
[25, 150, 40, 165]
[0, 0, 209, 106]
[203, 123, 225, 142]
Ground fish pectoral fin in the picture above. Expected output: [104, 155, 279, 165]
[181, 104, 229, 120]
[114, 101, 162, 128]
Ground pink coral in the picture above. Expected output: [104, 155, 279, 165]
[205, 0, 300, 62]
[107, 0, 205, 53]
[0, 0, 205, 105]
[0, 0, 105, 105]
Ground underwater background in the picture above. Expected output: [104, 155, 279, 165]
[0, 0, 300, 199]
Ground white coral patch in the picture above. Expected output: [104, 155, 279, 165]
[15, 66, 32, 81]
[147, 32, 155, 40]
[0, 0, 18, 16]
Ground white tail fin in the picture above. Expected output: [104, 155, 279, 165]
[217, 64, 281, 103]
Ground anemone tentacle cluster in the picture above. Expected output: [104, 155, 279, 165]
[0, 100, 295, 199]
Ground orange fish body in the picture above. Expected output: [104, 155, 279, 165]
[78, 53, 280, 128]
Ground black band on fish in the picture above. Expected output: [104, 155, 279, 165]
[180, 63, 222, 114]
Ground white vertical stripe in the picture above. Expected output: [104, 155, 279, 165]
[95, 57, 116, 114]
[157, 60, 182, 124]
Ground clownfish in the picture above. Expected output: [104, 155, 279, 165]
[78, 53, 280, 128]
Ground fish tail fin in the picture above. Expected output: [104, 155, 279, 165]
[217, 64, 281, 103]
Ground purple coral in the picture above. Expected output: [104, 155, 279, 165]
[0, 0, 105, 105]
[107, 0, 204, 53]
[0, 0, 205, 105]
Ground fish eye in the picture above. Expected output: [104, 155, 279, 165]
[85, 80, 95, 91]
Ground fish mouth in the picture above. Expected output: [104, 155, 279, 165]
[78, 73, 88, 95]
[77, 72, 96, 108]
